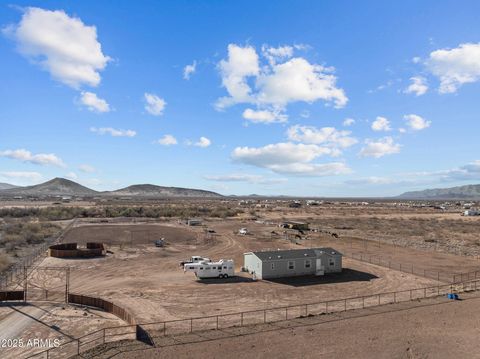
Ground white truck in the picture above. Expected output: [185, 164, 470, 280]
[184, 259, 235, 279]
[179, 255, 210, 267]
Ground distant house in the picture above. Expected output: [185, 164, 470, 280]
[244, 247, 342, 280]
[281, 221, 309, 231]
[464, 209, 480, 216]
[186, 218, 203, 226]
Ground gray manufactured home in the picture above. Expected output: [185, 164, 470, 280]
[243, 247, 342, 280]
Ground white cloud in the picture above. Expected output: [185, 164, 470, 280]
[4, 7, 110, 88]
[242, 108, 287, 124]
[0, 171, 43, 182]
[404, 114, 431, 131]
[359, 137, 400, 158]
[216, 44, 260, 109]
[215, 43, 347, 112]
[404, 76, 428, 96]
[183, 61, 196, 80]
[90, 127, 136, 137]
[231, 142, 351, 176]
[286, 125, 357, 149]
[256, 57, 348, 108]
[204, 173, 287, 185]
[427, 43, 480, 93]
[157, 134, 177, 146]
[0, 149, 65, 167]
[412, 57, 421, 64]
[194, 137, 211, 148]
[343, 118, 355, 127]
[261, 45, 294, 65]
[65, 171, 78, 180]
[371, 116, 391, 132]
[79, 164, 95, 173]
[144, 93, 166, 116]
[80, 91, 110, 112]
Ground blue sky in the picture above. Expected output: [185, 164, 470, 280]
[1, 0, 480, 196]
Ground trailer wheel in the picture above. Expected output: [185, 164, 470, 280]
[219, 274, 224, 279]
[224, 274, 229, 279]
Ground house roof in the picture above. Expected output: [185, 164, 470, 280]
[249, 247, 342, 261]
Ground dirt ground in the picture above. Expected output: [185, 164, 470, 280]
[0, 303, 124, 358]
[114, 292, 480, 359]
[25, 220, 445, 323]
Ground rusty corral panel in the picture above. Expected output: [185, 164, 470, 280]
[0, 290, 25, 301]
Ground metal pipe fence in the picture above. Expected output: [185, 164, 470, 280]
[26, 278, 480, 359]
[0, 219, 77, 289]
[342, 249, 480, 284]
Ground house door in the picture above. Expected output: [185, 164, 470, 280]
[316, 258, 324, 276]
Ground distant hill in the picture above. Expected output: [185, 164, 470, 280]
[0, 178, 99, 197]
[106, 184, 222, 198]
[0, 183, 19, 190]
[0, 178, 222, 198]
[398, 184, 480, 200]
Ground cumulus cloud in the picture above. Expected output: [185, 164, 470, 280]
[3, 7, 110, 88]
[90, 127, 136, 137]
[0, 171, 43, 182]
[371, 116, 391, 132]
[157, 134, 177, 146]
[231, 142, 351, 176]
[242, 108, 287, 124]
[194, 137, 211, 148]
[404, 114, 431, 131]
[0, 149, 65, 167]
[359, 137, 401, 158]
[404, 76, 428, 96]
[215, 43, 347, 116]
[144, 93, 166, 116]
[426, 43, 480, 93]
[80, 91, 110, 112]
[286, 125, 357, 149]
[204, 173, 287, 185]
[183, 61, 196, 80]
[79, 164, 95, 173]
[343, 118, 355, 127]
[216, 44, 260, 109]
[261, 45, 294, 65]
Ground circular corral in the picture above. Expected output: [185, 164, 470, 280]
[48, 242, 106, 258]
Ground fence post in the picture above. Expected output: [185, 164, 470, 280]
[190, 318, 193, 333]
[163, 322, 166, 336]
[378, 294, 380, 306]
[344, 299, 346, 312]
[326, 301, 329, 314]
[241, 312, 244, 326]
[285, 307, 288, 320]
[263, 310, 266, 324]
[394, 292, 397, 303]
[305, 304, 308, 317]
[437, 271, 440, 281]
[362, 296, 365, 309]
[103, 328, 106, 344]
[400, 263, 402, 272]
[77, 339, 80, 355]
[424, 288, 426, 298]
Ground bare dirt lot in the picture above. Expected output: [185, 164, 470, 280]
[114, 292, 480, 359]
[32, 220, 444, 323]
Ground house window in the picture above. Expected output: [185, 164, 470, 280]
[305, 260, 311, 268]
[288, 261, 295, 270]
[329, 259, 335, 266]
[271, 263, 275, 270]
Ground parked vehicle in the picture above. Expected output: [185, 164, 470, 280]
[239, 228, 248, 235]
[154, 238, 164, 247]
[184, 259, 235, 279]
[180, 255, 210, 267]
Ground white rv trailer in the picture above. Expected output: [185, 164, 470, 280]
[184, 259, 235, 279]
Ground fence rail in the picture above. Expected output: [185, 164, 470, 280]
[0, 219, 77, 290]
[342, 249, 480, 284]
[26, 278, 480, 359]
